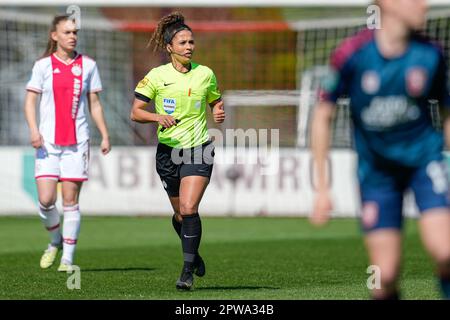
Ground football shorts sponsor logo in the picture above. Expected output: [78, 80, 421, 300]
[361, 71, 380, 95]
[163, 98, 176, 114]
[71, 64, 82, 77]
[362, 202, 379, 229]
[406, 67, 427, 97]
[82, 151, 89, 176]
[137, 78, 149, 88]
[426, 161, 448, 194]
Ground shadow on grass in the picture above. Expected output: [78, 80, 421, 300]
[196, 286, 280, 291]
[81, 267, 156, 272]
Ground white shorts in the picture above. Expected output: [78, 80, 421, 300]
[35, 140, 89, 182]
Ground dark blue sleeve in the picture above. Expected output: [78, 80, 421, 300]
[319, 49, 353, 104]
[429, 50, 450, 108]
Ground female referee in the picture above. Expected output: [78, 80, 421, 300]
[130, 12, 225, 290]
[311, 0, 450, 299]
[24, 15, 111, 271]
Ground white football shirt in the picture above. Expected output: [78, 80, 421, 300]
[26, 53, 102, 146]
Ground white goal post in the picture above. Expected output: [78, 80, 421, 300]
[0, 0, 449, 6]
[0, 1, 447, 216]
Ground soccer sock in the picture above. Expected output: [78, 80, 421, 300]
[372, 290, 400, 300]
[439, 277, 450, 299]
[180, 213, 202, 271]
[38, 202, 62, 247]
[172, 214, 182, 239]
[62, 205, 81, 265]
[438, 267, 450, 299]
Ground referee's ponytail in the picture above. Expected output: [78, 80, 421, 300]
[148, 12, 192, 52]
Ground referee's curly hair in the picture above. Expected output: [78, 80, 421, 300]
[148, 12, 193, 52]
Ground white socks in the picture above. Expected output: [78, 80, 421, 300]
[62, 205, 81, 265]
[38, 202, 62, 247]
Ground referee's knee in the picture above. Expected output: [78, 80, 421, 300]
[179, 202, 198, 216]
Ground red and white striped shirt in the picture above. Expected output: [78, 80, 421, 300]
[26, 53, 102, 146]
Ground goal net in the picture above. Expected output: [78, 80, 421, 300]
[0, 5, 449, 148]
[0, 7, 297, 147]
[297, 9, 450, 148]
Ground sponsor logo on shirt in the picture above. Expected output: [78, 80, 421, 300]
[361, 71, 380, 95]
[406, 67, 427, 97]
[361, 96, 420, 130]
[163, 98, 176, 115]
[137, 78, 149, 88]
[53, 68, 61, 74]
[72, 78, 82, 119]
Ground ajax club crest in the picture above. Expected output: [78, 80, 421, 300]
[71, 64, 82, 77]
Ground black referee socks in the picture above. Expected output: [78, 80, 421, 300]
[172, 214, 182, 239]
[180, 213, 202, 271]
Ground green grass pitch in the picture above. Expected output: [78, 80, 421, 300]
[0, 216, 441, 299]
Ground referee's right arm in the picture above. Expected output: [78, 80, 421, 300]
[130, 97, 177, 128]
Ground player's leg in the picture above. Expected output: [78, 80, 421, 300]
[365, 229, 402, 299]
[58, 180, 83, 270]
[169, 195, 205, 278]
[164, 182, 209, 287]
[155, 142, 198, 287]
[35, 143, 62, 268]
[37, 178, 62, 268]
[156, 142, 183, 237]
[176, 175, 209, 289]
[411, 160, 450, 298]
[37, 179, 60, 243]
[360, 172, 404, 299]
[169, 196, 182, 237]
[58, 141, 89, 270]
[419, 211, 450, 298]
[175, 142, 214, 289]
[155, 143, 187, 244]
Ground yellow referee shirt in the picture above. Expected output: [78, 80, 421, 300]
[135, 62, 221, 148]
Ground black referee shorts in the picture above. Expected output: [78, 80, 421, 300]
[155, 140, 215, 197]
